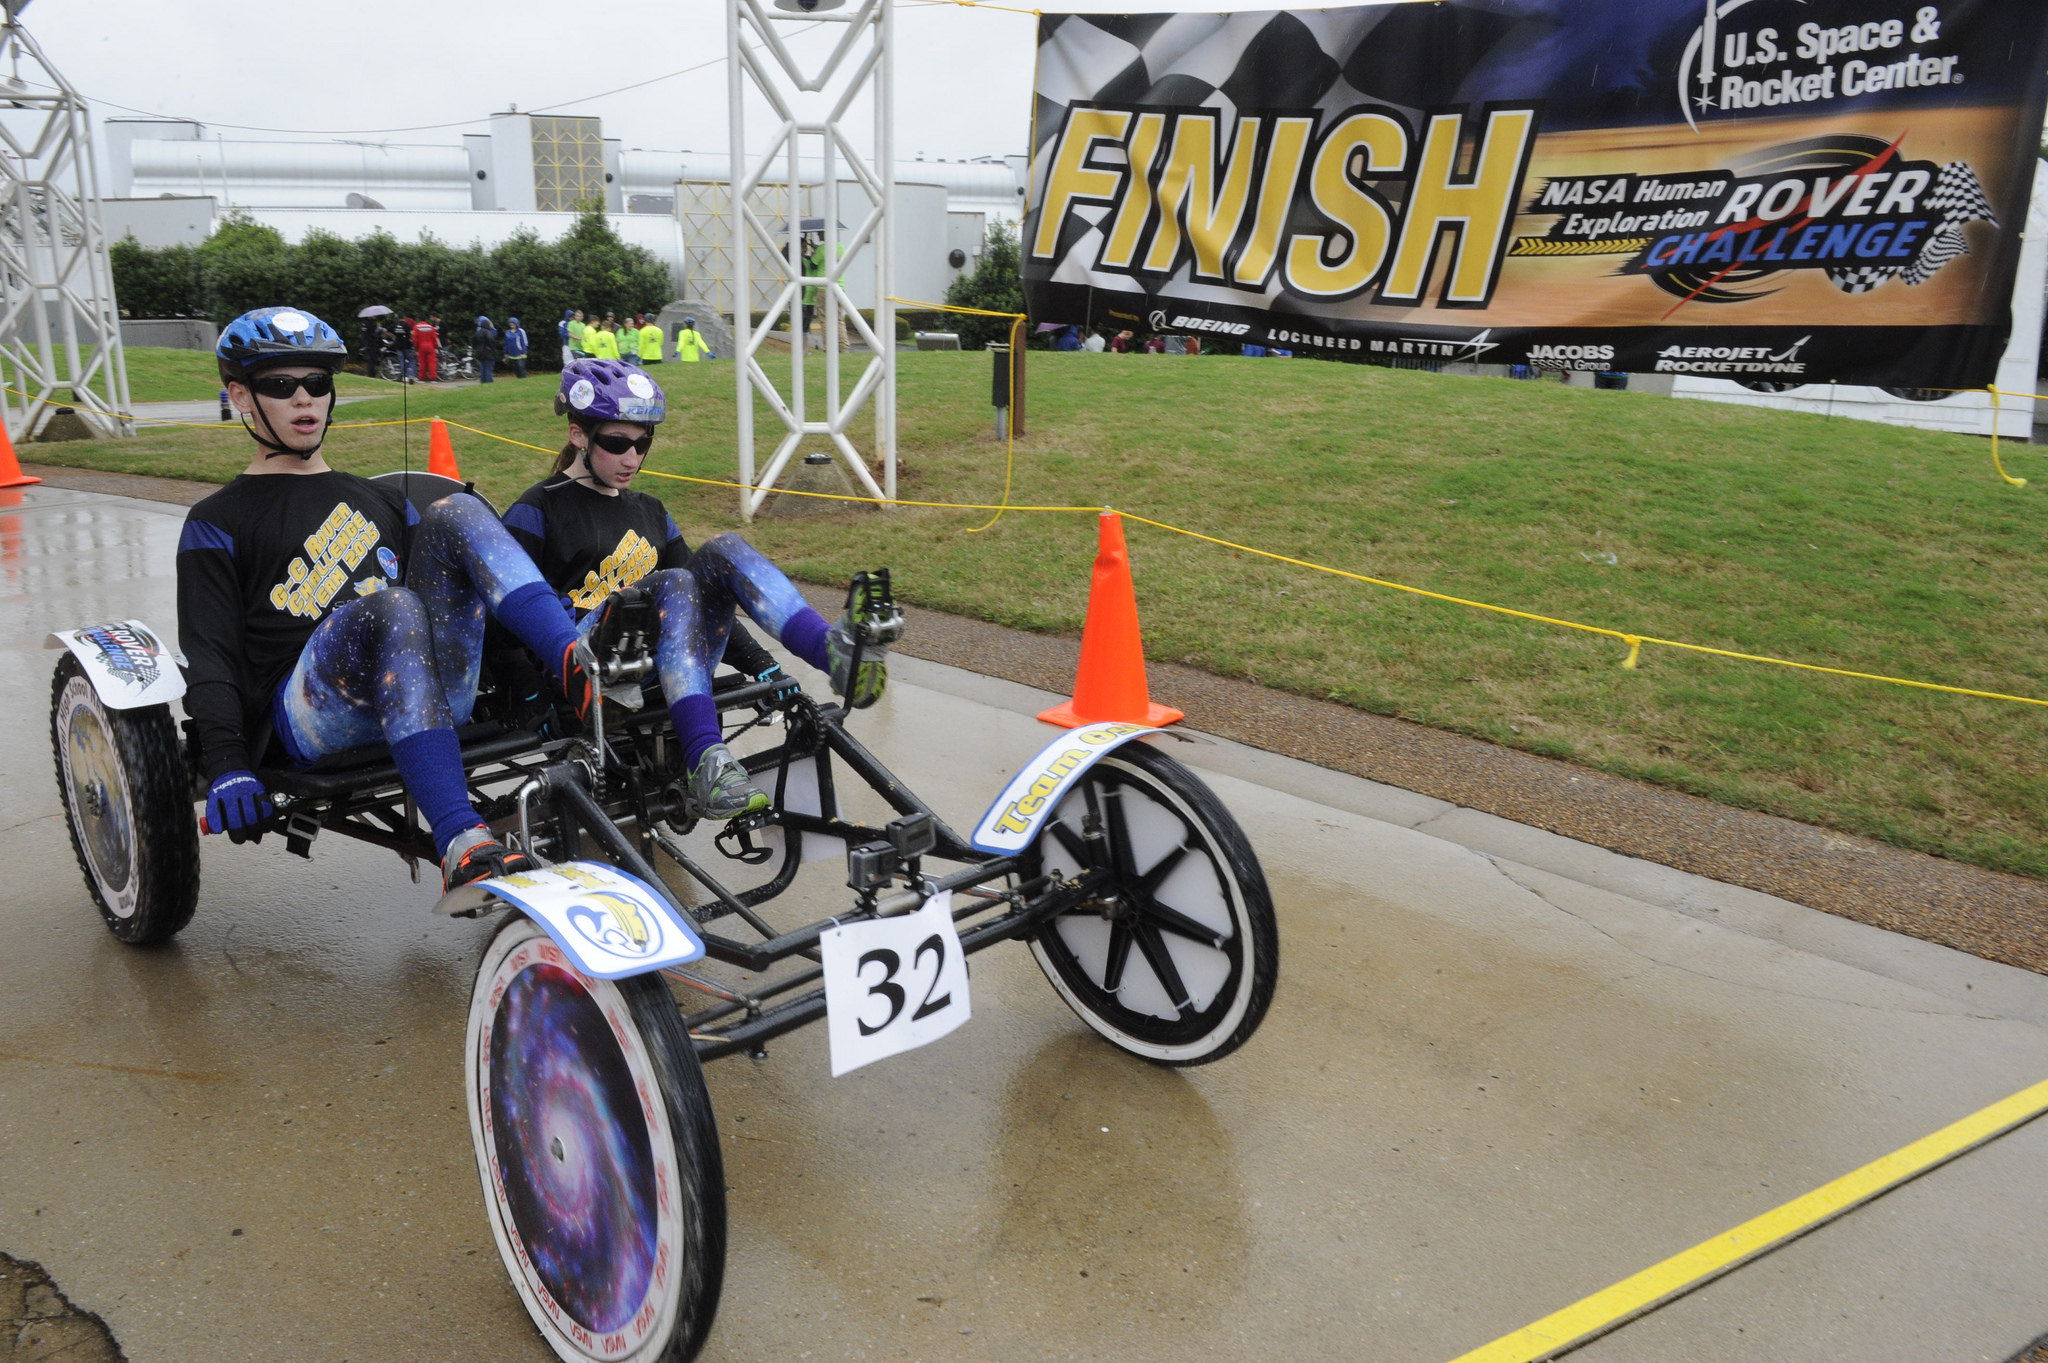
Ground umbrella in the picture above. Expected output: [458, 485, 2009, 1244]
[778, 217, 848, 234]
[357, 304, 393, 318]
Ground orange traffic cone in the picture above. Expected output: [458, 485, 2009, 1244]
[1037, 511, 1183, 729]
[0, 416, 39, 489]
[426, 417, 461, 481]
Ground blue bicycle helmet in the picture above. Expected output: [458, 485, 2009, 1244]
[216, 306, 347, 383]
[555, 358, 666, 425]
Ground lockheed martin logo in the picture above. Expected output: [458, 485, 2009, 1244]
[1396, 329, 1499, 363]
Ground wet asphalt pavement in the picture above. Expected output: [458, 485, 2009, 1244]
[3, 483, 2047, 1362]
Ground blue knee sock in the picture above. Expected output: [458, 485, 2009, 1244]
[496, 581, 581, 681]
[780, 608, 830, 673]
[391, 727, 482, 859]
[671, 694, 721, 771]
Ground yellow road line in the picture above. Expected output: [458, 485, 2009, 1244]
[1448, 1076, 2048, 1362]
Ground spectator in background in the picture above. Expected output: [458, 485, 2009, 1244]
[395, 316, 418, 381]
[473, 315, 499, 383]
[1109, 330, 1133, 353]
[361, 317, 384, 377]
[638, 314, 664, 364]
[1186, 334, 1201, 357]
[1082, 328, 1106, 353]
[503, 316, 529, 379]
[618, 312, 642, 365]
[415, 314, 441, 381]
[1142, 334, 1165, 354]
[1055, 325, 1082, 352]
[674, 316, 713, 362]
[567, 309, 589, 358]
[587, 319, 620, 360]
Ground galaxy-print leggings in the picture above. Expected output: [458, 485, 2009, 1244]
[580, 533, 820, 701]
[274, 493, 558, 763]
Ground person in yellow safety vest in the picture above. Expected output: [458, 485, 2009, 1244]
[674, 317, 713, 363]
[617, 313, 641, 363]
[639, 316, 665, 363]
[587, 321, 620, 361]
[800, 235, 823, 347]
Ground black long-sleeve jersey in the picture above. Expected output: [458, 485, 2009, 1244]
[502, 473, 777, 677]
[176, 471, 415, 780]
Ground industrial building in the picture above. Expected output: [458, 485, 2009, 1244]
[101, 112, 1026, 314]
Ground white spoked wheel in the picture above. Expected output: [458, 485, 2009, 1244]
[467, 915, 726, 1363]
[50, 656, 198, 944]
[1028, 742, 1278, 1065]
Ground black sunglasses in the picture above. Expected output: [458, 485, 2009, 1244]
[589, 430, 654, 457]
[250, 371, 335, 400]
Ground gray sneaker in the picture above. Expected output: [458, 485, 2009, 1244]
[688, 743, 769, 820]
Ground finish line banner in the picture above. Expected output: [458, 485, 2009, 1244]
[1023, 0, 2048, 386]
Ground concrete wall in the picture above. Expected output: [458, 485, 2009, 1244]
[121, 318, 218, 351]
[103, 196, 218, 248]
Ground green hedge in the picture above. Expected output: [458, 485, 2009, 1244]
[110, 208, 671, 368]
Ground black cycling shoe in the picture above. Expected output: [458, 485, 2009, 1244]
[442, 828, 535, 893]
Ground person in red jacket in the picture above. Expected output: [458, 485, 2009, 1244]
[414, 314, 440, 382]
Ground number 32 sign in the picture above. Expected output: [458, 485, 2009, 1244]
[821, 892, 972, 1076]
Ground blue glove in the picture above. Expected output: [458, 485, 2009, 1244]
[205, 770, 271, 834]
[755, 663, 799, 704]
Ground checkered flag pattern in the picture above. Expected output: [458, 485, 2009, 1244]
[1904, 222, 1971, 286]
[1926, 161, 1998, 227]
[1030, 6, 1514, 284]
[1826, 265, 1899, 294]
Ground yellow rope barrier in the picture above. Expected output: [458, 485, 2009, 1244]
[32, 375, 2048, 710]
[883, 296, 1028, 531]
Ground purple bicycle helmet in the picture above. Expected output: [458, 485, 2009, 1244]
[555, 358, 666, 426]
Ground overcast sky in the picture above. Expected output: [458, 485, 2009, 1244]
[21, 0, 1293, 165]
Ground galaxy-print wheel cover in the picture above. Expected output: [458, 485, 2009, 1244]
[477, 934, 681, 1355]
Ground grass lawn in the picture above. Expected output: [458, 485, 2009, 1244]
[28, 353, 2048, 881]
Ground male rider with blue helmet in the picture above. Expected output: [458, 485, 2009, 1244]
[502, 359, 895, 819]
[177, 307, 602, 891]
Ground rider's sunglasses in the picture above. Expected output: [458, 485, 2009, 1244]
[249, 371, 335, 400]
[589, 430, 654, 457]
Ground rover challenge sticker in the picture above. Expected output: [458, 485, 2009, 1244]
[45, 619, 187, 709]
[450, 861, 704, 979]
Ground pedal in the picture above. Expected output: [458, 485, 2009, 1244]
[846, 569, 904, 647]
[714, 809, 775, 865]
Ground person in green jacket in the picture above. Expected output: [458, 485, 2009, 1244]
[800, 234, 823, 348]
[638, 316, 665, 364]
[587, 321, 620, 361]
[565, 309, 588, 358]
[674, 317, 713, 363]
[618, 313, 641, 363]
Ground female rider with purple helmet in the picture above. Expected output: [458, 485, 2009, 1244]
[502, 359, 894, 818]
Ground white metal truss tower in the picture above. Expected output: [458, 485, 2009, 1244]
[0, 10, 129, 442]
[727, 0, 895, 520]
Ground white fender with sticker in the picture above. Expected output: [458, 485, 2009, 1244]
[45, 619, 187, 709]
[969, 722, 1159, 854]
[437, 861, 705, 979]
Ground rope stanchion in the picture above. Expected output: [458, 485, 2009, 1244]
[1988, 387, 2028, 487]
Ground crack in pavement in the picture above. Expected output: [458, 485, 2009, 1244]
[1482, 854, 2014, 1024]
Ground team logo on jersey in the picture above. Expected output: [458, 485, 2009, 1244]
[270, 502, 382, 620]
[569, 529, 659, 610]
